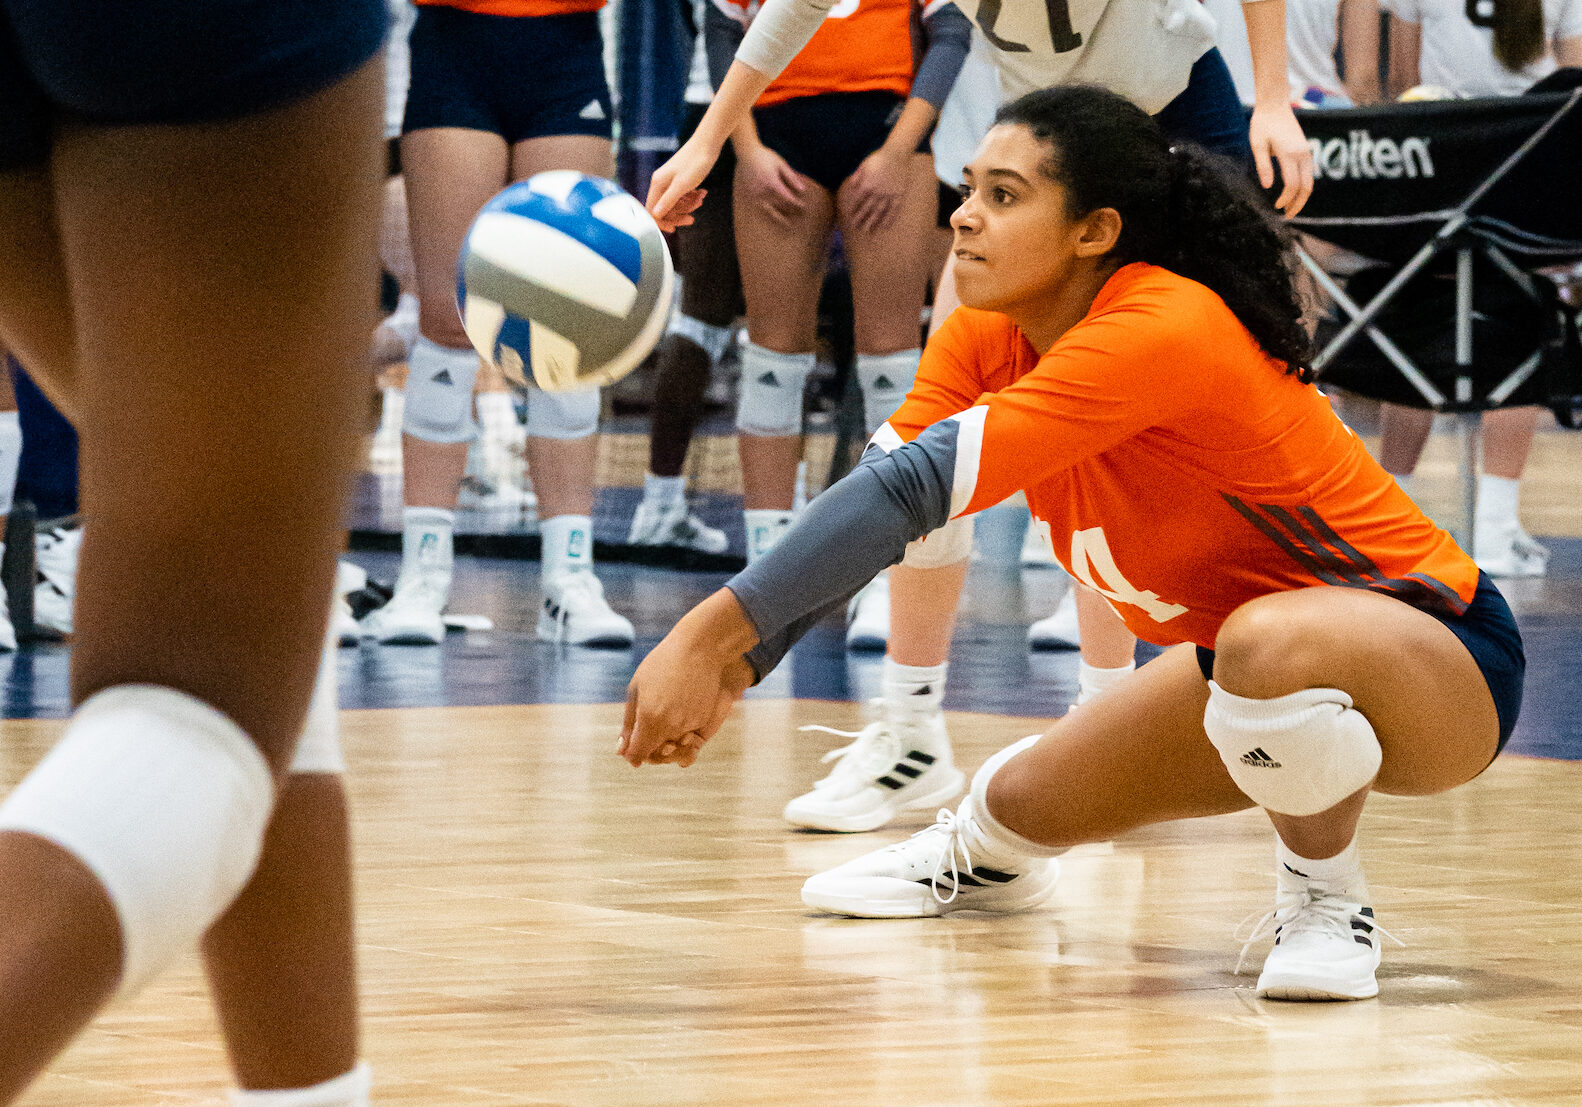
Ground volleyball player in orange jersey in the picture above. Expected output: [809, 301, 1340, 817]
[717, 0, 972, 565]
[364, 0, 637, 647]
[621, 86, 1522, 1002]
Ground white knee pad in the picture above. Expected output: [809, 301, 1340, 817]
[402, 337, 479, 444]
[1203, 683, 1382, 817]
[901, 515, 975, 569]
[737, 343, 813, 436]
[291, 621, 345, 775]
[231, 1062, 372, 1106]
[0, 686, 275, 995]
[856, 349, 920, 435]
[666, 312, 733, 365]
[966, 733, 1067, 859]
[522, 380, 600, 439]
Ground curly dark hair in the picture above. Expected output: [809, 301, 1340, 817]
[993, 85, 1315, 381]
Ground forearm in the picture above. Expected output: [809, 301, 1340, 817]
[879, 97, 941, 157]
[696, 61, 776, 159]
[1241, 0, 1295, 108]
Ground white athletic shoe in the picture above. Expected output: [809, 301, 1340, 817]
[1474, 524, 1549, 579]
[1020, 521, 1058, 567]
[800, 798, 1059, 918]
[537, 571, 634, 647]
[845, 574, 890, 651]
[784, 710, 963, 832]
[1243, 878, 1398, 1001]
[1027, 586, 1080, 650]
[627, 498, 729, 555]
[360, 572, 447, 645]
[33, 521, 82, 637]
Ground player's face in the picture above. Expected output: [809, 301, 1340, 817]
[950, 125, 1105, 314]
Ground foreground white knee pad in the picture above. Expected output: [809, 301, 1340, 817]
[403, 337, 480, 444]
[965, 734, 1068, 860]
[232, 1062, 372, 1106]
[856, 348, 920, 435]
[522, 380, 600, 439]
[0, 686, 275, 994]
[901, 515, 975, 569]
[1203, 683, 1381, 817]
[291, 622, 345, 775]
[737, 343, 813, 436]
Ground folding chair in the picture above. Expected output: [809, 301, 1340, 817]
[1288, 86, 1582, 546]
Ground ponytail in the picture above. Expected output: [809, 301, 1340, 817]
[994, 86, 1314, 381]
[1491, 0, 1545, 73]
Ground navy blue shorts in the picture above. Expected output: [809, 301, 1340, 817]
[402, 6, 613, 143]
[752, 89, 909, 196]
[1196, 572, 1526, 754]
[1153, 48, 1254, 167]
[0, 0, 387, 170]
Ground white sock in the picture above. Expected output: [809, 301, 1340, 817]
[882, 658, 946, 718]
[744, 509, 794, 563]
[541, 514, 593, 581]
[400, 507, 453, 586]
[960, 734, 1067, 869]
[1475, 474, 1521, 537]
[644, 472, 686, 507]
[0, 411, 19, 517]
[232, 1062, 372, 1106]
[1275, 836, 1368, 901]
[1076, 659, 1135, 706]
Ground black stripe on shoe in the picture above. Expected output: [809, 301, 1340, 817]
[876, 776, 905, 790]
[892, 763, 923, 779]
[908, 752, 937, 766]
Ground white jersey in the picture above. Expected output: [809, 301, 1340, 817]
[739, 0, 1226, 115]
[1285, 0, 1344, 97]
[1380, 0, 1582, 96]
[685, 0, 715, 104]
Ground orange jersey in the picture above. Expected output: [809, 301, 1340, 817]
[416, 0, 604, 16]
[719, 0, 914, 106]
[887, 262, 1478, 650]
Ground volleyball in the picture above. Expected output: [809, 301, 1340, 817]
[457, 171, 674, 393]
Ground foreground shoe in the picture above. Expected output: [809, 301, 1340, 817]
[1027, 586, 1080, 650]
[845, 574, 890, 651]
[801, 800, 1059, 918]
[1244, 880, 1398, 1001]
[784, 710, 963, 832]
[537, 571, 634, 647]
[360, 573, 447, 645]
[627, 497, 729, 555]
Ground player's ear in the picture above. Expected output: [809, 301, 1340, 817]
[1074, 207, 1122, 258]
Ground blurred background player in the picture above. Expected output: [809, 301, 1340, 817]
[714, 0, 972, 567]
[362, 0, 636, 647]
[0, 1, 387, 1102]
[1372, 0, 1581, 578]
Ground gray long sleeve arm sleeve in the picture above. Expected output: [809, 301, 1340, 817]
[911, 2, 972, 110]
[705, 2, 745, 92]
[728, 419, 964, 680]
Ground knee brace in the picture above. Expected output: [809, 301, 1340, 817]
[737, 343, 813, 436]
[402, 337, 479, 444]
[856, 348, 920, 435]
[0, 686, 275, 994]
[901, 515, 975, 569]
[665, 312, 733, 365]
[290, 621, 345, 776]
[522, 380, 600, 440]
[966, 733, 1068, 859]
[1203, 683, 1382, 817]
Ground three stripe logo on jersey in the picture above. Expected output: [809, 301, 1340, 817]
[876, 750, 936, 790]
[1240, 748, 1281, 768]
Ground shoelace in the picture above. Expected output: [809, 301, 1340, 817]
[1234, 888, 1403, 975]
[542, 572, 604, 644]
[920, 807, 974, 906]
[799, 700, 909, 787]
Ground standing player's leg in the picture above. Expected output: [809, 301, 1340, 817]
[1473, 406, 1546, 577]
[510, 131, 635, 646]
[0, 51, 384, 1102]
[0, 357, 20, 651]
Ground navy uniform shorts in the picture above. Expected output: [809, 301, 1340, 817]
[1196, 572, 1526, 756]
[0, 0, 388, 171]
[401, 6, 613, 143]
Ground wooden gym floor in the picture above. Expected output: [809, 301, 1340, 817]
[7, 422, 1582, 1104]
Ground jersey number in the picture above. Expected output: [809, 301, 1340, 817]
[977, 0, 1082, 55]
[828, 0, 859, 18]
[1058, 525, 1188, 623]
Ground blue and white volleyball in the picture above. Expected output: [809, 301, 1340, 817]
[457, 172, 674, 393]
